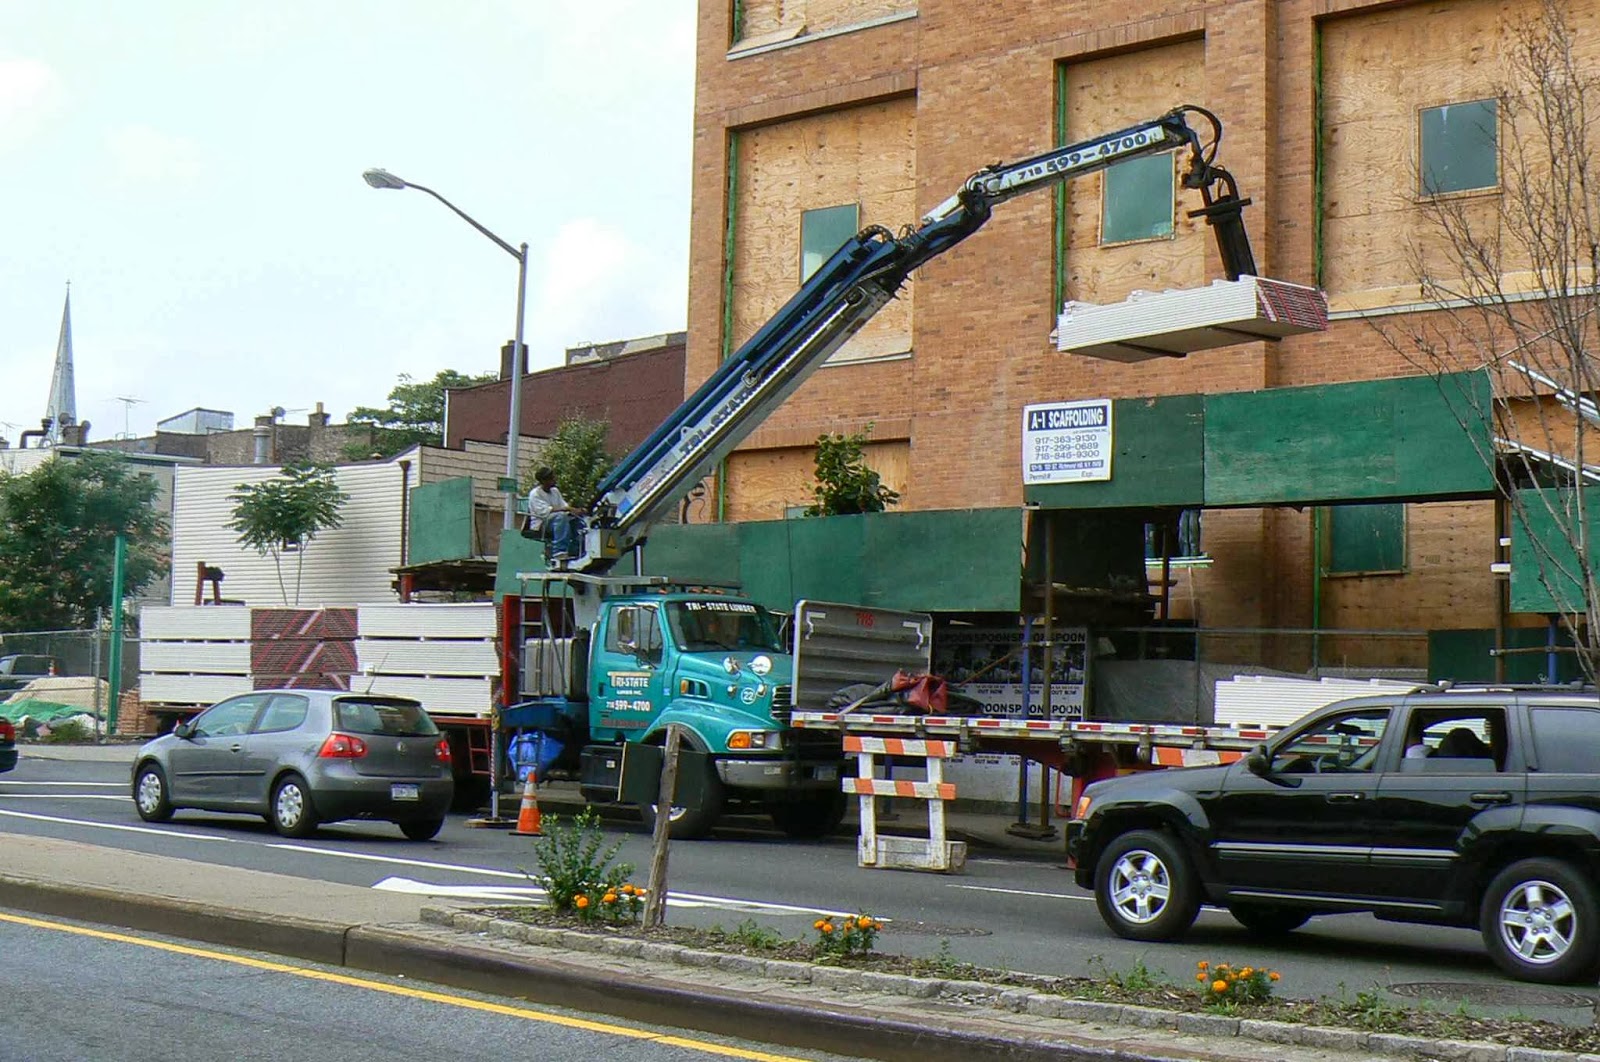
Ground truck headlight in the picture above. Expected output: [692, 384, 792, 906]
[728, 730, 783, 750]
[1072, 794, 1093, 820]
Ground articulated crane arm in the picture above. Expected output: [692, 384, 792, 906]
[576, 105, 1254, 572]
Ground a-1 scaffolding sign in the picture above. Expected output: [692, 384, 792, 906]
[1022, 399, 1113, 484]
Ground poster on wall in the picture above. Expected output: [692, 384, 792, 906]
[933, 626, 1087, 720]
[1022, 399, 1113, 484]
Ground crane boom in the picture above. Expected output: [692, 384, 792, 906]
[577, 105, 1253, 572]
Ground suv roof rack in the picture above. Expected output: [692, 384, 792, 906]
[1409, 680, 1597, 694]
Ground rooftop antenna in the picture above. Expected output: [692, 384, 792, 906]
[112, 396, 146, 439]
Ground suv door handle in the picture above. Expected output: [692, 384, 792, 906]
[229, 744, 243, 753]
[1470, 792, 1513, 806]
[1327, 792, 1364, 803]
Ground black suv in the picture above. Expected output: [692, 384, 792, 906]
[1066, 687, 1600, 983]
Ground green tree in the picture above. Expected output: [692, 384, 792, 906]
[227, 462, 349, 606]
[0, 452, 168, 630]
[528, 414, 616, 509]
[805, 426, 899, 516]
[345, 368, 497, 459]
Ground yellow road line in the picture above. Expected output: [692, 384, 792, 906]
[0, 911, 810, 1062]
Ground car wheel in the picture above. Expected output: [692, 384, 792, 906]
[769, 791, 847, 839]
[1481, 858, 1600, 983]
[133, 763, 174, 823]
[399, 817, 444, 841]
[1094, 829, 1200, 942]
[1229, 902, 1310, 936]
[271, 774, 319, 839]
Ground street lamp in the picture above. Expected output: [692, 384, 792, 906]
[363, 168, 529, 531]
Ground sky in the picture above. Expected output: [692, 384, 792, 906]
[0, 1, 697, 443]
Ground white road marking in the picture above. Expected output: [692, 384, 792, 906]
[0, 807, 235, 840]
[266, 843, 533, 879]
[0, 794, 128, 800]
[0, 781, 126, 788]
[948, 882, 1088, 901]
[370, 875, 856, 917]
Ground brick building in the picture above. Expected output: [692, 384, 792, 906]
[684, 0, 1575, 672]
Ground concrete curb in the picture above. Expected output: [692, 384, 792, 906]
[420, 905, 1598, 1062]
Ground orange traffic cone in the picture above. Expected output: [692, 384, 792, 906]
[511, 771, 542, 836]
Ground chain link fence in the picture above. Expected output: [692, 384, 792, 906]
[0, 626, 142, 740]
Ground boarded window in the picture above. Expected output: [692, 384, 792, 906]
[1101, 154, 1174, 244]
[1327, 503, 1406, 574]
[800, 204, 860, 282]
[1420, 99, 1498, 195]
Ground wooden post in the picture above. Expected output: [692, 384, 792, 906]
[644, 724, 682, 927]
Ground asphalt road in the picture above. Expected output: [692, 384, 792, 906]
[5, 747, 1597, 1025]
[0, 909, 859, 1062]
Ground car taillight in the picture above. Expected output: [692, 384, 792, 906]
[434, 738, 452, 765]
[0, 719, 12, 742]
[318, 732, 368, 759]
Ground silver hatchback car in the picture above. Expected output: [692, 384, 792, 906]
[132, 690, 454, 840]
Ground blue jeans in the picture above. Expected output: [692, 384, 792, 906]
[546, 512, 585, 559]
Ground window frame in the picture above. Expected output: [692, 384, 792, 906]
[1099, 152, 1177, 247]
[1417, 98, 1501, 199]
[799, 203, 861, 284]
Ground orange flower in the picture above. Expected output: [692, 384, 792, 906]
[1196, 961, 1208, 970]
[620, 884, 634, 895]
[1195, 973, 1207, 983]
[603, 893, 618, 904]
[575, 895, 590, 909]
[1211, 980, 1228, 993]
[813, 920, 826, 930]
[1269, 972, 1281, 982]
[820, 923, 834, 934]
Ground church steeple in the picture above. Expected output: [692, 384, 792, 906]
[45, 285, 76, 443]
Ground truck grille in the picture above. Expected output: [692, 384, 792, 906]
[771, 684, 794, 714]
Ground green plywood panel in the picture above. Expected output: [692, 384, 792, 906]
[788, 514, 867, 606]
[641, 523, 742, 587]
[1510, 487, 1600, 613]
[863, 508, 1024, 611]
[737, 520, 798, 610]
[1026, 394, 1205, 510]
[1205, 371, 1494, 507]
[408, 478, 475, 565]
[1429, 626, 1582, 683]
[493, 526, 548, 597]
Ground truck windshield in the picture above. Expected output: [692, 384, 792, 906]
[666, 601, 785, 653]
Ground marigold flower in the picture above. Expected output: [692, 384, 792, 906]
[1241, 967, 1253, 977]
[1196, 973, 1207, 983]
[603, 893, 618, 904]
[1212, 980, 1228, 993]
[575, 895, 590, 909]
[620, 884, 634, 895]
[1268, 972, 1280, 982]
[813, 920, 826, 930]
[1196, 961, 1208, 970]
[820, 923, 834, 934]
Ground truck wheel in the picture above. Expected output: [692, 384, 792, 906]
[1229, 902, 1310, 936]
[133, 763, 174, 823]
[1094, 829, 1200, 942]
[1481, 858, 1600, 983]
[770, 791, 847, 839]
[642, 761, 724, 840]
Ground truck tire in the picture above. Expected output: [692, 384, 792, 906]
[642, 759, 724, 840]
[1481, 858, 1600, 983]
[770, 791, 847, 839]
[1093, 829, 1200, 942]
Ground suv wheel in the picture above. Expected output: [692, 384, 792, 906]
[1094, 829, 1200, 942]
[1481, 858, 1600, 983]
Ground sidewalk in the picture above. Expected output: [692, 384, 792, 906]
[0, 832, 1579, 1062]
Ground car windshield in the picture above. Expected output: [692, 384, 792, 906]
[665, 600, 785, 653]
[334, 698, 438, 737]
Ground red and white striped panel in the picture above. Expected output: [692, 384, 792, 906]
[1150, 747, 1247, 767]
[843, 736, 956, 758]
[842, 777, 957, 800]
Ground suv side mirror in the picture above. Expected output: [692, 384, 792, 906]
[1245, 744, 1271, 776]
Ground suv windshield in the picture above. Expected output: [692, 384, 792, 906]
[334, 698, 438, 737]
[666, 600, 785, 653]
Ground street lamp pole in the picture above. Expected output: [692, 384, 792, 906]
[363, 168, 528, 530]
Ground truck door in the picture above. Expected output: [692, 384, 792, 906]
[591, 604, 667, 737]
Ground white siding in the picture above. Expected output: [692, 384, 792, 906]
[170, 462, 405, 607]
[358, 603, 496, 638]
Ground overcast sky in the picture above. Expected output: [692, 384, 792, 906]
[0, 1, 696, 443]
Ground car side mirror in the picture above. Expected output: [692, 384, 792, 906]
[173, 721, 195, 740]
[1245, 744, 1271, 776]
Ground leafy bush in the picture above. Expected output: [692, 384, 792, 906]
[39, 718, 95, 744]
[805, 426, 898, 516]
[529, 808, 640, 922]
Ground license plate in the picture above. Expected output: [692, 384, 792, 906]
[391, 783, 420, 801]
[815, 765, 838, 782]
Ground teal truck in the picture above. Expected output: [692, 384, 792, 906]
[502, 572, 932, 838]
[492, 104, 1261, 837]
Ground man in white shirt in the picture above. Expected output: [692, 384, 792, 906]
[526, 466, 586, 564]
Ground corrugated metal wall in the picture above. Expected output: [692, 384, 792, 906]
[170, 462, 405, 606]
